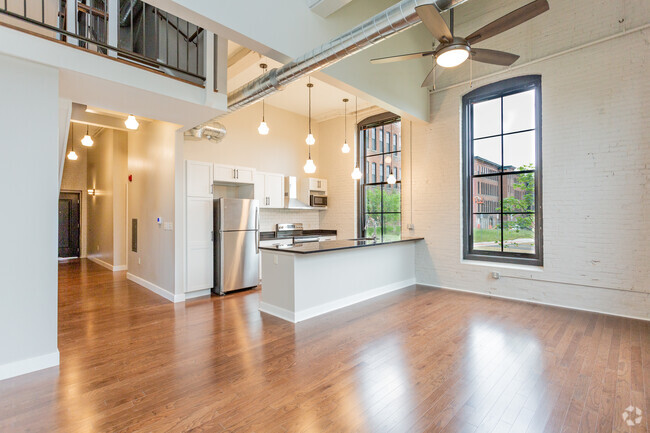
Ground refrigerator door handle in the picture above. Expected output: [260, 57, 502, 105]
[255, 207, 260, 254]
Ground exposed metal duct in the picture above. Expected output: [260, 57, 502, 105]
[227, 0, 470, 112]
[185, 121, 227, 143]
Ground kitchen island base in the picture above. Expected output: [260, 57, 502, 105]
[259, 240, 419, 323]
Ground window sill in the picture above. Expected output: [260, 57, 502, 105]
[460, 258, 543, 272]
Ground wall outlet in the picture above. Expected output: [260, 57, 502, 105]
[407, 223, 415, 230]
[163, 222, 173, 231]
[138, 257, 141, 265]
[491, 271, 500, 279]
[273, 254, 278, 265]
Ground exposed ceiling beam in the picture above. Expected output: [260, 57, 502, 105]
[70, 103, 132, 131]
[227, 47, 261, 79]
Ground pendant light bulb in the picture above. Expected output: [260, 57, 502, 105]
[81, 125, 93, 147]
[304, 158, 316, 174]
[258, 121, 269, 135]
[387, 169, 396, 185]
[68, 123, 78, 160]
[257, 64, 269, 136]
[351, 165, 361, 180]
[306, 80, 315, 145]
[125, 114, 139, 130]
[341, 98, 350, 153]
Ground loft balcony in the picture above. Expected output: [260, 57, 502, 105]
[0, 0, 208, 87]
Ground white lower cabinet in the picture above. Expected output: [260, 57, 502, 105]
[254, 172, 284, 208]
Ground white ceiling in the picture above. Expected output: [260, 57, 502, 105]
[227, 41, 374, 121]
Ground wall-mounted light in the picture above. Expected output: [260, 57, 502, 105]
[81, 125, 94, 147]
[125, 114, 139, 130]
[88, 188, 96, 196]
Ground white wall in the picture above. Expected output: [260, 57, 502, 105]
[317, 115, 359, 240]
[0, 54, 60, 379]
[128, 120, 178, 297]
[184, 103, 324, 231]
[405, 0, 650, 319]
[86, 129, 127, 269]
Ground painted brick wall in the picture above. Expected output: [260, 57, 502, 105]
[325, 0, 650, 319]
[259, 208, 321, 232]
[403, 5, 650, 319]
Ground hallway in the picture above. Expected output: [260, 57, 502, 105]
[0, 259, 648, 432]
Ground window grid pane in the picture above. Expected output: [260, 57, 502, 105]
[465, 79, 540, 263]
[359, 119, 402, 242]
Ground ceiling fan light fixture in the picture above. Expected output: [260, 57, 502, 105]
[436, 45, 470, 68]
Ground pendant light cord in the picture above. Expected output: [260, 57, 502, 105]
[308, 77, 312, 134]
[344, 100, 347, 142]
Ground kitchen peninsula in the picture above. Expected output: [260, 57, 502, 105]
[259, 237, 423, 322]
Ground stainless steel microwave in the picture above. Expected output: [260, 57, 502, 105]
[310, 195, 327, 207]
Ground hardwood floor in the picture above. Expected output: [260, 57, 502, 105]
[0, 259, 648, 432]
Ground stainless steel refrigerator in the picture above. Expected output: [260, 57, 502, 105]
[213, 198, 260, 295]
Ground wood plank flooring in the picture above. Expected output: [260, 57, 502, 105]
[0, 259, 648, 432]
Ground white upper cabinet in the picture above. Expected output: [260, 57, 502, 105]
[213, 163, 256, 184]
[254, 172, 285, 208]
[307, 177, 327, 193]
[186, 161, 213, 197]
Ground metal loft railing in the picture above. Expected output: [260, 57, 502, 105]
[0, 0, 206, 85]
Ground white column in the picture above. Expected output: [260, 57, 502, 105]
[107, 0, 119, 57]
[65, 0, 77, 46]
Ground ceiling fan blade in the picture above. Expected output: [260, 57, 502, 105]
[421, 68, 435, 88]
[465, 0, 549, 45]
[415, 4, 453, 43]
[471, 48, 520, 66]
[370, 50, 434, 64]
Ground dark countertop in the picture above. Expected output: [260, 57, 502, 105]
[259, 229, 337, 241]
[259, 237, 424, 254]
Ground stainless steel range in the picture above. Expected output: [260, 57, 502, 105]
[276, 223, 320, 243]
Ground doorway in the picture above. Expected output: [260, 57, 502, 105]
[59, 191, 81, 258]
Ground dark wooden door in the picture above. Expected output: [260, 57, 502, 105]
[59, 192, 80, 258]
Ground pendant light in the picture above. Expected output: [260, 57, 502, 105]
[386, 168, 396, 185]
[81, 125, 94, 147]
[351, 97, 362, 180]
[257, 64, 270, 135]
[67, 124, 78, 160]
[125, 114, 139, 130]
[341, 98, 350, 153]
[305, 79, 315, 145]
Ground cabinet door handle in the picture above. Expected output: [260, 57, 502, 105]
[232, 169, 235, 179]
[236, 169, 239, 179]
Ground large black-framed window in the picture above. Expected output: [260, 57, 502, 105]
[462, 75, 543, 265]
[357, 113, 402, 241]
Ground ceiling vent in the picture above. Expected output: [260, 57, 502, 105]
[306, 0, 353, 18]
[184, 121, 227, 143]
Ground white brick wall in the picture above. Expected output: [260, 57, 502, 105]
[327, 0, 650, 319]
[259, 208, 321, 232]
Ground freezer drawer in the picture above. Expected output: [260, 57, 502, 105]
[215, 230, 259, 294]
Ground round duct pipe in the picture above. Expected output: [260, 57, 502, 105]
[184, 121, 227, 143]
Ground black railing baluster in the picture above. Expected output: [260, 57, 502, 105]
[186, 20, 189, 71]
[176, 15, 179, 68]
[24, 0, 26, 17]
[41, 0, 44, 24]
[195, 25, 199, 75]
[153, 7, 157, 62]
[142, 3, 146, 58]
[130, 0, 133, 52]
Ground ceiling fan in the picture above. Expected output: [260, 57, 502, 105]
[371, 0, 550, 87]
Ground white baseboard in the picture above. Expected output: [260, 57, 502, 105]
[417, 283, 650, 322]
[0, 350, 59, 381]
[185, 289, 211, 300]
[260, 278, 416, 323]
[126, 273, 184, 303]
[259, 302, 296, 323]
[88, 257, 127, 272]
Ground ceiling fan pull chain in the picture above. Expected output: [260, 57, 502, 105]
[470, 56, 473, 88]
